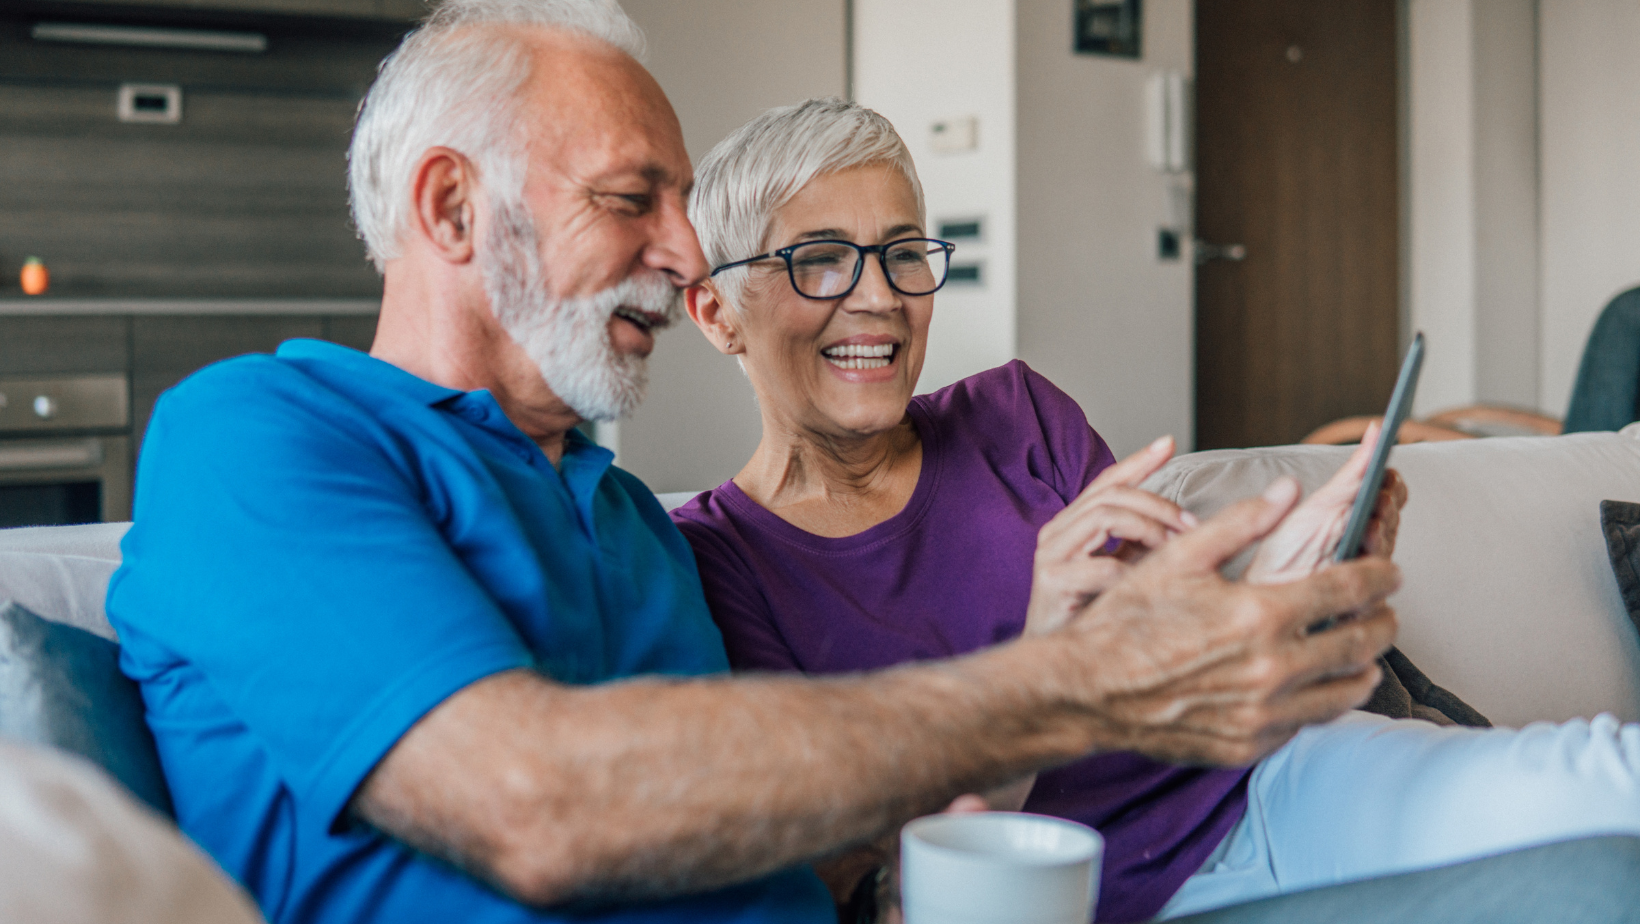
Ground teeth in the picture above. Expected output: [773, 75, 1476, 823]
[825, 356, 892, 370]
[614, 307, 652, 330]
[821, 342, 896, 370]
[821, 343, 895, 358]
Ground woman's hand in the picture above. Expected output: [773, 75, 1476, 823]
[873, 793, 993, 924]
[1244, 422, 1409, 586]
[1025, 436, 1198, 635]
[826, 787, 1011, 924]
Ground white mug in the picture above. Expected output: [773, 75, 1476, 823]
[900, 811, 1103, 924]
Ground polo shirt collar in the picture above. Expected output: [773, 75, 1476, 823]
[275, 339, 615, 480]
[276, 339, 463, 407]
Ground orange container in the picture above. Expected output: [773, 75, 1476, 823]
[20, 257, 48, 296]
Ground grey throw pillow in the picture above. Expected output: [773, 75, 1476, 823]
[1361, 647, 1490, 728]
[0, 599, 173, 816]
[1600, 500, 1640, 637]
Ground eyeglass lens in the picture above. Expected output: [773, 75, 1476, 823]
[789, 240, 950, 298]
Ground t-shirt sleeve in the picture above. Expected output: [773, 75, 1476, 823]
[108, 362, 533, 831]
[671, 514, 804, 674]
[1015, 362, 1117, 499]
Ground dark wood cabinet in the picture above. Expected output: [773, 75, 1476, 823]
[0, 317, 130, 376]
[323, 314, 379, 353]
[34, 1, 425, 21]
[0, 311, 377, 453]
[131, 315, 326, 450]
[0, 11, 402, 302]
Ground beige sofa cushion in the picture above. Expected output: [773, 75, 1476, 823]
[0, 740, 263, 924]
[1143, 427, 1640, 728]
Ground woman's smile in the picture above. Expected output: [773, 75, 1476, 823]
[820, 335, 902, 379]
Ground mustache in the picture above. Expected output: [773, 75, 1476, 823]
[584, 271, 684, 332]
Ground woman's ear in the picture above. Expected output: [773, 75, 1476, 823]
[409, 146, 477, 264]
[686, 283, 746, 355]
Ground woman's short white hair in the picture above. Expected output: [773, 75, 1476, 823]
[348, 0, 645, 272]
[690, 97, 925, 309]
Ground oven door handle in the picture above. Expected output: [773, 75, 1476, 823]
[0, 439, 105, 472]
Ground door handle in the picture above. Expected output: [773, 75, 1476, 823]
[1194, 240, 1247, 265]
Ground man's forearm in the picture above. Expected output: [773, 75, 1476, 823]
[355, 640, 1096, 907]
[356, 494, 1402, 908]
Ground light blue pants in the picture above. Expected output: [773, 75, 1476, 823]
[1158, 711, 1640, 919]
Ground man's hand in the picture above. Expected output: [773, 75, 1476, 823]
[1245, 422, 1409, 585]
[1026, 436, 1198, 635]
[1042, 476, 1401, 766]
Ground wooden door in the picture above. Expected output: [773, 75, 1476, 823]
[1194, 0, 1400, 449]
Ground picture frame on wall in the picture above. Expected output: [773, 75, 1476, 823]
[1074, 0, 1142, 58]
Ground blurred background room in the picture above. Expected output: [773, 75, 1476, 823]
[2, 0, 1637, 521]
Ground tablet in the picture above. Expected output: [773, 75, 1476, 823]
[1333, 332, 1425, 563]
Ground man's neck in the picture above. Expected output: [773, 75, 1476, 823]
[371, 265, 581, 466]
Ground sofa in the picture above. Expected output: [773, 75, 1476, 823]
[1138, 424, 1640, 727]
[1, 426, 1638, 918]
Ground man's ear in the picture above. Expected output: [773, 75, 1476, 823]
[409, 146, 478, 264]
[686, 283, 745, 355]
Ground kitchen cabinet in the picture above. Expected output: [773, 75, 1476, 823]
[0, 318, 130, 376]
[0, 311, 378, 456]
[132, 315, 326, 450]
[1, 13, 398, 303]
[41, 0, 426, 21]
[324, 315, 379, 353]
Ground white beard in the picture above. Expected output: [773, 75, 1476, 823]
[480, 200, 682, 421]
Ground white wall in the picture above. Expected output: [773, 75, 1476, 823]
[1406, 0, 1539, 416]
[1410, 0, 1640, 420]
[1407, 0, 1476, 414]
[853, 0, 1018, 395]
[1539, 0, 1640, 417]
[616, 0, 846, 492]
[1472, 0, 1540, 410]
[852, 0, 1194, 456]
[1016, 0, 1195, 456]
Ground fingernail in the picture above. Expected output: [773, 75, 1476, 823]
[1181, 511, 1200, 528]
[1262, 477, 1298, 504]
[1149, 435, 1172, 453]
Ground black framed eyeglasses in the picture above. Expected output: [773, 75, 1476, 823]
[710, 237, 957, 300]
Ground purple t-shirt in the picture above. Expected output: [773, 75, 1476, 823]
[672, 361, 1250, 923]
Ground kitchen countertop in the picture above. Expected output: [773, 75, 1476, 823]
[0, 299, 379, 316]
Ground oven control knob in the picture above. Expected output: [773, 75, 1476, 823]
[32, 394, 58, 420]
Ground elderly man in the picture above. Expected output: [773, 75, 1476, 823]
[104, 2, 1638, 923]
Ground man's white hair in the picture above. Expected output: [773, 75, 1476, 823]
[689, 97, 925, 310]
[348, 0, 645, 271]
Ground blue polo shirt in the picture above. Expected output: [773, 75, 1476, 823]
[106, 339, 831, 924]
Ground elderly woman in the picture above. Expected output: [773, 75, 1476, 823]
[670, 98, 1640, 923]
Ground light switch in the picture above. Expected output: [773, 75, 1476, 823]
[118, 83, 182, 124]
[930, 116, 978, 154]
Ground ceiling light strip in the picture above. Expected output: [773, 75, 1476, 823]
[30, 23, 268, 54]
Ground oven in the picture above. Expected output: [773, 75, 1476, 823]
[0, 375, 131, 528]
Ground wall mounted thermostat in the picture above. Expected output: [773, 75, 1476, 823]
[118, 83, 182, 124]
[930, 116, 978, 154]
